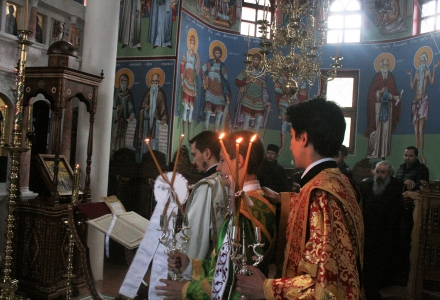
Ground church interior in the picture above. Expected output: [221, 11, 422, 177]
[0, 0, 440, 298]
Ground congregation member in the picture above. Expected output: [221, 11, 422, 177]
[118, 131, 227, 299]
[396, 146, 429, 282]
[335, 144, 353, 179]
[257, 143, 289, 193]
[360, 160, 403, 299]
[236, 97, 364, 299]
[156, 130, 276, 299]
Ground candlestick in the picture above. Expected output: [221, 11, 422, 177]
[241, 134, 257, 188]
[235, 138, 242, 191]
[24, 0, 29, 30]
[171, 134, 184, 186]
[27, 103, 32, 133]
[219, 133, 237, 184]
[145, 139, 169, 185]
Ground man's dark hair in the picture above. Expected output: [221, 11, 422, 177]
[405, 146, 418, 156]
[222, 130, 264, 175]
[189, 131, 221, 161]
[340, 145, 348, 157]
[213, 46, 222, 57]
[286, 96, 345, 158]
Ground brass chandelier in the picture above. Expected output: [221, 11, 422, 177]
[245, 0, 343, 97]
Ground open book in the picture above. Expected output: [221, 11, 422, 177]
[86, 196, 150, 249]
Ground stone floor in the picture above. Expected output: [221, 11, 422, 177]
[77, 258, 414, 299]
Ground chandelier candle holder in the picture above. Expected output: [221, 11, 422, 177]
[246, 0, 343, 98]
[144, 138, 190, 281]
[0, 27, 33, 300]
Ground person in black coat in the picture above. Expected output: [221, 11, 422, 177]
[360, 160, 404, 300]
[257, 144, 288, 193]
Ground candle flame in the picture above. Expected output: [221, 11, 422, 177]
[251, 134, 257, 142]
[76, 164, 79, 168]
[181, 134, 184, 138]
[219, 132, 225, 139]
[145, 138, 150, 143]
[236, 138, 243, 143]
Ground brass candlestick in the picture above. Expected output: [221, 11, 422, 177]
[0, 29, 33, 300]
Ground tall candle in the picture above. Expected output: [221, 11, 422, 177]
[24, 0, 29, 30]
[1, 106, 7, 141]
[171, 134, 184, 186]
[219, 133, 236, 184]
[73, 164, 81, 190]
[241, 134, 257, 188]
[145, 139, 169, 185]
[235, 138, 242, 191]
[27, 104, 33, 133]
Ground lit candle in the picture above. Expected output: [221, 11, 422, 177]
[27, 103, 33, 133]
[145, 139, 169, 184]
[1, 105, 7, 141]
[24, 0, 29, 30]
[73, 164, 81, 191]
[241, 134, 257, 188]
[171, 134, 184, 186]
[219, 133, 236, 183]
[235, 138, 242, 191]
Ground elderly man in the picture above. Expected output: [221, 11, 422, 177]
[137, 72, 168, 157]
[360, 160, 403, 300]
[407, 51, 439, 165]
[112, 73, 135, 157]
[365, 56, 402, 159]
[236, 97, 364, 299]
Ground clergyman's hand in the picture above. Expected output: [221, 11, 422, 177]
[404, 179, 416, 191]
[168, 252, 190, 273]
[261, 186, 281, 206]
[236, 265, 266, 299]
[155, 278, 188, 300]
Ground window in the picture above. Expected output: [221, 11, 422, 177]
[420, 0, 440, 33]
[241, 0, 272, 37]
[319, 70, 359, 154]
[327, 0, 362, 43]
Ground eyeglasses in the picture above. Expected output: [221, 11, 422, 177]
[375, 170, 388, 175]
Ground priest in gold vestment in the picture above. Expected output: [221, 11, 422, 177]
[237, 97, 365, 300]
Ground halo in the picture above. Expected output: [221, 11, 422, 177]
[209, 40, 228, 62]
[186, 28, 199, 53]
[414, 46, 433, 69]
[247, 48, 263, 69]
[146, 68, 166, 87]
[154, 172, 189, 206]
[374, 53, 395, 72]
[115, 68, 134, 89]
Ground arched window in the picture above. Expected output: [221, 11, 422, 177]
[327, 0, 362, 43]
[420, 0, 440, 33]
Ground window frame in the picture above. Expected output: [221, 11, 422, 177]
[241, 0, 274, 37]
[326, 0, 363, 44]
[319, 69, 359, 154]
[419, 0, 440, 34]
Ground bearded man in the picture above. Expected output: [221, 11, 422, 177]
[407, 51, 439, 165]
[112, 73, 135, 157]
[360, 160, 403, 300]
[137, 73, 168, 158]
[364, 57, 402, 159]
